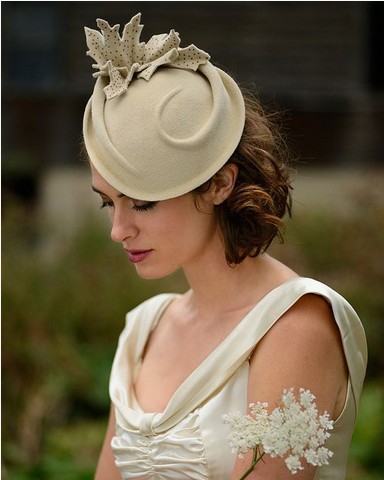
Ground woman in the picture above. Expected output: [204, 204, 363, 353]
[83, 13, 367, 480]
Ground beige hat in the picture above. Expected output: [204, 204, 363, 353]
[83, 13, 245, 201]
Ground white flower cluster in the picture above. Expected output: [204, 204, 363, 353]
[222, 388, 334, 475]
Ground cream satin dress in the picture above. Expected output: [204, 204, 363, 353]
[109, 277, 367, 479]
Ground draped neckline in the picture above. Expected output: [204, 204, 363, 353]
[134, 275, 300, 414]
[111, 276, 367, 435]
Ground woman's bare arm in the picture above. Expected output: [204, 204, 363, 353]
[94, 404, 121, 480]
[231, 294, 348, 480]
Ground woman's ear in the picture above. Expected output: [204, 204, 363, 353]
[210, 163, 239, 205]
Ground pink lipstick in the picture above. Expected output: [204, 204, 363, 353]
[127, 249, 153, 263]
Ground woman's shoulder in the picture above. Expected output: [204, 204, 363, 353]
[243, 271, 366, 364]
[264, 274, 356, 312]
[250, 275, 367, 403]
[130, 292, 180, 313]
[262, 285, 339, 345]
[248, 255, 349, 309]
[122, 293, 181, 332]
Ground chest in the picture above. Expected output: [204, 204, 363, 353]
[134, 313, 245, 413]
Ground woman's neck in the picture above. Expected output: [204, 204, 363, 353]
[182, 252, 295, 318]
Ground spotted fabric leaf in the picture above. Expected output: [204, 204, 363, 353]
[85, 13, 210, 99]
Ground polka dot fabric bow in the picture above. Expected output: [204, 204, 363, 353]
[85, 13, 211, 99]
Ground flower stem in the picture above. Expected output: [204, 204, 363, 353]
[238, 447, 265, 480]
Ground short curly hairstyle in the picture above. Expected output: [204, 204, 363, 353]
[195, 90, 294, 265]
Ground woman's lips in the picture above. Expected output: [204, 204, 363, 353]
[126, 249, 153, 263]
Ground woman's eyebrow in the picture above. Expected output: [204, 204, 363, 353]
[91, 185, 127, 198]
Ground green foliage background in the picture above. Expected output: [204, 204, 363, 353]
[2, 176, 384, 479]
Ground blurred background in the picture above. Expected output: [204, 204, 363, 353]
[2, 2, 384, 479]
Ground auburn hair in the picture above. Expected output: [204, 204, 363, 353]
[195, 90, 294, 265]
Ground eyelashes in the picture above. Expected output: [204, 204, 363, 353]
[99, 200, 113, 209]
[131, 201, 158, 212]
[99, 200, 158, 212]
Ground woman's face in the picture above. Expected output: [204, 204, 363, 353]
[90, 164, 221, 279]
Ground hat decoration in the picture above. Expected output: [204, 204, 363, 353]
[83, 13, 245, 201]
[85, 13, 210, 99]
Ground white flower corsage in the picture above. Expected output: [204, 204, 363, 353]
[222, 388, 334, 478]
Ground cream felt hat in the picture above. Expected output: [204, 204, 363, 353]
[83, 13, 245, 201]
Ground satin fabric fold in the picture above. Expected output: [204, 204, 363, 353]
[112, 410, 208, 479]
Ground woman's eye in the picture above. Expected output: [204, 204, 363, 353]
[100, 200, 114, 209]
[132, 201, 158, 212]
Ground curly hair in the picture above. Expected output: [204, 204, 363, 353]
[195, 90, 295, 265]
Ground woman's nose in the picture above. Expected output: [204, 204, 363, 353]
[110, 209, 138, 243]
